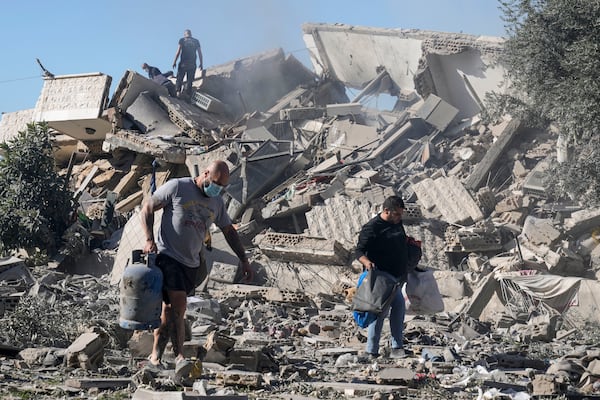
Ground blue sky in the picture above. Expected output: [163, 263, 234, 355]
[0, 0, 505, 115]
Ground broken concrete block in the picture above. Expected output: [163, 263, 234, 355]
[496, 210, 526, 227]
[434, 271, 466, 299]
[215, 369, 262, 388]
[187, 298, 223, 322]
[65, 332, 104, 370]
[209, 262, 240, 284]
[279, 106, 324, 121]
[19, 347, 53, 366]
[545, 247, 586, 276]
[531, 374, 567, 396]
[528, 314, 559, 342]
[325, 102, 362, 116]
[512, 159, 527, 177]
[521, 216, 561, 246]
[495, 195, 523, 213]
[465, 118, 522, 191]
[445, 226, 502, 253]
[475, 186, 497, 216]
[203, 331, 235, 364]
[254, 232, 349, 265]
[564, 207, 600, 237]
[413, 176, 483, 225]
[344, 177, 370, 192]
[127, 331, 154, 358]
[229, 348, 262, 372]
[181, 340, 206, 360]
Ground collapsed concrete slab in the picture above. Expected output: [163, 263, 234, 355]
[33, 73, 112, 141]
[413, 176, 483, 225]
[109, 70, 169, 112]
[103, 130, 187, 164]
[125, 91, 183, 137]
[302, 23, 506, 118]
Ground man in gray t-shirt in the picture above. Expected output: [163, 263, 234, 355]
[141, 160, 252, 368]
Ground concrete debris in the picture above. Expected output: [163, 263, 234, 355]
[2, 23, 600, 400]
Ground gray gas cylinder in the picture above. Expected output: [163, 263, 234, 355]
[119, 251, 163, 330]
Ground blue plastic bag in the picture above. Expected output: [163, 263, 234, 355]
[352, 271, 377, 328]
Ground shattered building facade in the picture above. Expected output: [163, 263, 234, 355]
[1, 24, 600, 399]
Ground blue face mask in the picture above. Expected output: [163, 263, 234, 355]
[203, 181, 224, 197]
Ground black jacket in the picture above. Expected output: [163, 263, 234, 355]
[355, 214, 409, 281]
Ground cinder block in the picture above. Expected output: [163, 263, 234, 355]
[229, 348, 262, 372]
[255, 232, 349, 265]
[279, 106, 324, 121]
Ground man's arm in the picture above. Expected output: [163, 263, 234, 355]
[140, 197, 165, 253]
[173, 45, 182, 69]
[221, 224, 253, 282]
[197, 44, 203, 70]
[356, 223, 375, 270]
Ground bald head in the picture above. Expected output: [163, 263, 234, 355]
[195, 160, 230, 189]
[207, 160, 229, 182]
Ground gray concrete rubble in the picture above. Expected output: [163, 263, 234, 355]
[2, 22, 600, 400]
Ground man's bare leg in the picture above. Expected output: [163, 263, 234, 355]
[149, 302, 171, 365]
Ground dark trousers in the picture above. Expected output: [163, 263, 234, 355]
[175, 63, 196, 95]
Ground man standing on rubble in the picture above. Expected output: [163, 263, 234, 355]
[141, 160, 252, 367]
[355, 195, 410, 359]
[172, 29, 203, 98]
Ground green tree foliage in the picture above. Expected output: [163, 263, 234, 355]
[492, 0, 600, 139]
[0, 122, 74, 254]
[490, 0, 600, 204]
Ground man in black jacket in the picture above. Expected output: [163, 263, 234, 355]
[141, 63, 176, 97]
[355, 195, 409, 359]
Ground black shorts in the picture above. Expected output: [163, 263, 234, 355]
[156, 253, 199, 303]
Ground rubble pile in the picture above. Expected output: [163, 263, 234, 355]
[1, 23, 600, 399]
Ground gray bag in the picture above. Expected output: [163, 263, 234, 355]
[351, 269, 400, 314]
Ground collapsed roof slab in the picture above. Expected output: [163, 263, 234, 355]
[109, 70, 169, 112]
[33, 73, 112, 141]
[302, 23, 506, 119]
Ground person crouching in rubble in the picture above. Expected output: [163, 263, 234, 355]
[141, 160, 253, 367]
[355, 195, 410, 360]
[141, 62, 177, 97]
